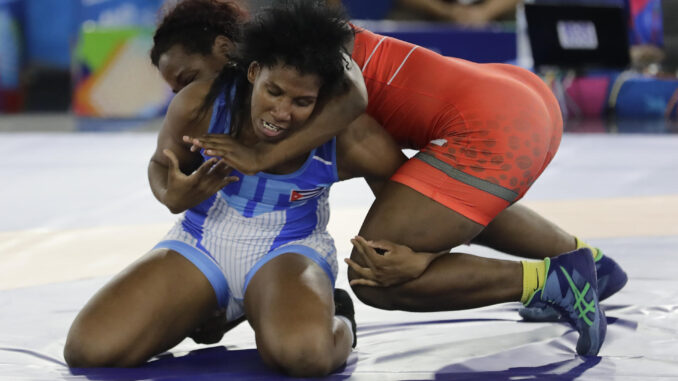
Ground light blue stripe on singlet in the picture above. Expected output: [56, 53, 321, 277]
[252, 200, 275, 216]
[153, 240, 230, 308]
[182, 194, 217, 253]
[243, 177, 268, 217]
[241, 244, 336, 300]
[234, 176, 258, 200]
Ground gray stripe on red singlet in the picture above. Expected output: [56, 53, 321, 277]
[414, 152, 518, 202]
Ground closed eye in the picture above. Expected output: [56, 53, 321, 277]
[176, 72, 198, 91]
[182, 74, 197, 87]
[267, 87, 282, 96]
[294, 98, 315, 107]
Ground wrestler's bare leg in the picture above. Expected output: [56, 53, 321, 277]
[349, 181, 522, 311]
[245, 253, 352, 377]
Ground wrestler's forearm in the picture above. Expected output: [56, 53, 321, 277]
[148, 159, 171, 207]
[148, 160, 193, 214]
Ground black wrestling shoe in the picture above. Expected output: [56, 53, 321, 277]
[334, 288, 357, 348]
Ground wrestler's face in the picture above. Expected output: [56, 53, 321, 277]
[157, 40, 230, 93]
[247, 61, 321, 143]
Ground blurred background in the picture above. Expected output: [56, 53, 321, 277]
[0, 0, 676, 132]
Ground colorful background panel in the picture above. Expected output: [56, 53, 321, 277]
[73, 27, 170, 118]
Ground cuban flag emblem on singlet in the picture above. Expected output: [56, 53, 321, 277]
[289, 186, 325, 202]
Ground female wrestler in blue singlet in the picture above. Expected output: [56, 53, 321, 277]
[63, 3, 404, 377]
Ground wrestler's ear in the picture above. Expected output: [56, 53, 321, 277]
[211, 35, 234, 59]
[247, 61, 261, 84]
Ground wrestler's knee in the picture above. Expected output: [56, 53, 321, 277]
[64, 309, 152, 368]
[64, 326, 133, 367]
[257, 322, 335, 377]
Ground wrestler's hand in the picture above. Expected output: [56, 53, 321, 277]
[184, 134, 268, 175]
[162, 148, 238, 213]
[346, 236, 432, 287]
[189, 310, 246, 345]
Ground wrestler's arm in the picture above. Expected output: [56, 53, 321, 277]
[148, 81, 237, 213]
[335, 114, 406, 195]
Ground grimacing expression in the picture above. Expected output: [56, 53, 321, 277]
[247, 62, 322, 143]
[157, 44, 228, 93]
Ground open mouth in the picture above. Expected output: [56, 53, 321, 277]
[260, 120, 286, 137]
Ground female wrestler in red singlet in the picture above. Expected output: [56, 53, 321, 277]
[343, 25, 573, 311]
[342, 28, 618, 356]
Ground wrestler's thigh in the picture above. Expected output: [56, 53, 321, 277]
[64, 249, 218, 366]
[357, 180, 484, 253]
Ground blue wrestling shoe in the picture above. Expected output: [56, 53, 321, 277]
[596, 252, 628, 301]
[523, 248, 607, 356]
[520, 250, 628, 322]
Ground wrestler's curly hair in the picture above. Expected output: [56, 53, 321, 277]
[198, 0, 354, 136]
[150, 0, 248, 67]
[234, 0, 352, 91]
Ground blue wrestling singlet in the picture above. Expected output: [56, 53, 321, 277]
[154, 87, 339, 322]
